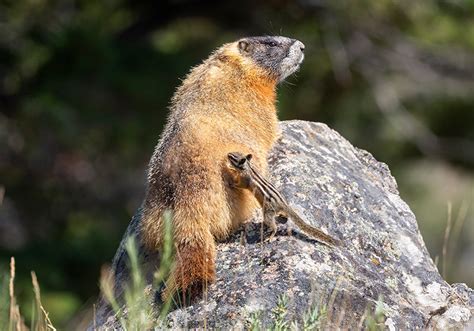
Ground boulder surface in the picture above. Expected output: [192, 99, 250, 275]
[102, 121, 474, 329]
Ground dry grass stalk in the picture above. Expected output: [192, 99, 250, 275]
[31, 271, 56, 331]
[8, 257, 28, 331]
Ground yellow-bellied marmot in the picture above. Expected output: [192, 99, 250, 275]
[141, 36, 305, 299]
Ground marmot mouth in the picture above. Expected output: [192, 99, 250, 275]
[298, 53, 305, 65]
[278, 48, 305, 82]
[291, 53, 305, 70]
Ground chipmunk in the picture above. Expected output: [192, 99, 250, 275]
[138, 36, 306, 300]
[226, 152, 338, 246]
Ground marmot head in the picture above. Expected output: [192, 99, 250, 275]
[236, 36, 305, 82]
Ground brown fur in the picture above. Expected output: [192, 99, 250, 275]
[140, 37, 302, 300]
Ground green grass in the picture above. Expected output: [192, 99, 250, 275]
[247, 293, 385, 331]
[97, 210, 175, 329]
[364, 297, 386, 331]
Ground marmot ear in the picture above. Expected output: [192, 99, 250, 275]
[238, 40, 250, 52]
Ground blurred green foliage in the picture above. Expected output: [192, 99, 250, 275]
[0, 0, 473, 327]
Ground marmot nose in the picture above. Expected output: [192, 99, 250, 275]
[294, 40, 305, 52]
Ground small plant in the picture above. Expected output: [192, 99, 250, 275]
[271, 294, 289, 331]
[248, 295, 330, 331]
[99, 209, 175, 329]
[302, 304, 327, 331]
[102, 235, 155, 329]
[248, 310, 263, 331]
[364, 297, 386, 331]
[289, 302, 327, 331]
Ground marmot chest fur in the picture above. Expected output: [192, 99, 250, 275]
[141, 35, 305, 299]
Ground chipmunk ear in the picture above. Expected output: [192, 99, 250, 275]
[245, 154, 253, 161]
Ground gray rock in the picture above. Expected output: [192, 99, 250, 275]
[99, 120, 474, 330]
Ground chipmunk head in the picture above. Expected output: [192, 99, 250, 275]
[227, 152, 252, 169]
[236, 36, 305, 82]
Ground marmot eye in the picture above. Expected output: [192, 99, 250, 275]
[268, 41, 278, 47]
